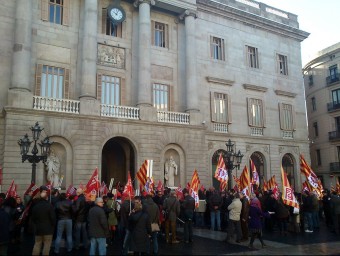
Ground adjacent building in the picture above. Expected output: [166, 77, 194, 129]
[0, 0, 309, 194]
[303, 42, 340, 189]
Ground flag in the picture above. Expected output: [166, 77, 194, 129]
[281, 166, 299, 209]
[66, 184, 77, 197]
[302, 180, 313, 192]
[123, 171, 134, 198]
[220, 181, 227, 191]
[250, 159, 259, 186]
[156, 180, 164, 193]
[300, 154, 319, 188]
[99, 181, 108, 196]
[263, 180, 268, 192]
[233, 175, 240, 191]
[175, 185, 184, 201]
[86, 168, 100, 194]
[145, 177, 154, 194]
[186, 182, 191, 191]
[267, 175, 278, 190]
[190, 169, 200, 207]
[136, 160, 153, 187]
[5, 180, 15, 199]
[18, 202, 32, 224]
[214, 153, 228, 186]
[239, 166, 251, 199]
[337, 179, 340, 194]
[24, 183, 36, 195]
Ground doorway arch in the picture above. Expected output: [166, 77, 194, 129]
[282, 153, 295, 190]
[250, 151, 266, 188]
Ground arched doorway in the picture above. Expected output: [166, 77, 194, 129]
[101, 137, 135, 187]
[282, 153, 295, 190]
[250, 152, 266, 189]
[212, 149, 227, 190]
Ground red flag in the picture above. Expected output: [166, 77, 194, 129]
[156, 180, 164, 193]
[86, 168, 100, 193]
[190, 170, 200, 208]
[214, 153, 228, 187]
[233, 175, 240, 191]
[99, 181, 108, 196]
[186, 182, 191, 191]
[262, 180, 268, 192]
[281, 166, 299, 209]
[175, 185, 184, 201]
[267, 175, 277, 190]
[123, 171, 134, 197]
[5, 180, 15, 199]
[250, 159, 259, 186]
[136, 160, 149, 187]
[239, 166, 251, 199]
[220, 181, 227, 191]
[24, 183, 36, 195]
[66, 184, 77, 197]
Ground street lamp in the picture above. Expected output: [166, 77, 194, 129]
[223, 139, 244, 189]
[18, 122, 53, 183]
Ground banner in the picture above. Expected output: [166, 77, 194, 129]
[214, 153, 228, 186]
[250, 159, 259, 186]
[281, 166, 299, 209]
[239, 166, 251, 199]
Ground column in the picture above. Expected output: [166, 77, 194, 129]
[134, 0, 157, 121]
[8, 0, 33, 108]
[79, 0, 99, 115]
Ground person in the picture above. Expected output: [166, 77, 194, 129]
[209, 188, 222, 231]
[88, 197, 109, 256]
[73, 188, 89, 250]
[0, 205, 10, 256]
[144, 194, 160, 255]
[54, 192, 73, 255]
[240, 192, 250, 242]
[164, 156, 178, 187]
[248, 197, 269, 249]
[226, 192, 242, 243]
[121, 193, 133, 255]
[322, 190, 332, 228]
[45, 149, 61, 188]
[274, 197, 289, 235]
[13, 196, 25, 243]
[106, 192, 118, 245]
[163, 190, 180, 244]
[31, 186, 56, 256]
[330, 191, 340, 235]
[128, 196, 152, 255]
[181, 188, 195, 243]
[302, 190, 314, 233]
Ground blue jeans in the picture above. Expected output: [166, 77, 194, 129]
[195, 212, 205, 227]
[54, 219, 73, 253]
[148, 232, 158, 255]
[90, 237, 106, 256]
[312, 211, 319, 229]
[210, 210, 221, 230]
[122, 229, 131, 255]
[75, 222, 88, 248]
[305, 212, 313, 231]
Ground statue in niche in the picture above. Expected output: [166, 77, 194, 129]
[164, 156, 178, 187]
[45, 149, 61, 188]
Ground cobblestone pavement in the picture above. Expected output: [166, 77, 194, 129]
[7, 221, 340, 255]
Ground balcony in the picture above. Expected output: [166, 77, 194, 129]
[100, 104, 140, 120]
[33, 96, 80, 114]
[330, 162, 340, 173]
[157, 111, 190, 124]
[213, 123, 228, 133]
[282, 131, 294, 139]
[250, 127, 263, 136]
[326, 72, 339, 86]
[327, 101, 340, 112]
[329, 131, 340, 141]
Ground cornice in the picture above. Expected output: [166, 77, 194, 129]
[133, 0, 156, 7]
[206, 76, 234, 86]
[243, 84, 267, 92]
[274, 90, 297, 98]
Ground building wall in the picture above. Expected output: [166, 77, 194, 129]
[0, 0, 310, 194]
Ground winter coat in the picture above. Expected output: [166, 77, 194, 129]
[88, 205, 109, 238]
[144, 197, 160, 224]
[128, 210, 151, 253]
[74, 194, 88, 223]
[274, 200, 289, 219]
[55, 199, 73, 220]
[0, 208, 10, 245]
[209, 192, 223, 211]
[31, 199, 56, 235]
[181, 195, 195, 221]
[248, 205, 269, 230]
[120, 200, 132, 229]
[228, 198, 242, 221]
[240, 197, 250, 220]
[106, 199, 118, 226]
[163, 196, 180, 221]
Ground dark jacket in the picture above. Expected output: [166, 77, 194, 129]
[182, 194, 195, 221]
[55, 199, 73, 220]
[0, 208, 10, 245]
[74, 194, 88, 222]
[128, 210, 151, 253]
[274, 200, 289, 219]
[88, 205, 109, 238]
[31, 199, 56, 235]
[241, 197, 250, 221]
[163, 195, 180, 221]
[209, 192, 222, 211]
[248, 205, 269, 230]
[144, 197, 159, 224]
[120, 200, 132, 229]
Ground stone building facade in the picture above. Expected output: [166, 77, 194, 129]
[0, 0, 309, 194]
[303, 42, 340, 189]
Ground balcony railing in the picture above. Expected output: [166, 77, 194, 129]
[282, 131, 294, 139]
[329, 130, 340, 141]
[250, 127, 263, 136]
[326, 72, 339, 85]
[330, 162, 340, 173]
[100, 104, 139, 120]
[157, 111, 190, 124]
[213, 123, 228, 133]
[33, 96, 80, 114]
[327, 101, 340, 112]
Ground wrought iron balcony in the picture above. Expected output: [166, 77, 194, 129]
[330, 162, 340, 173]
[326, 72, 339, 85]
[329, 130, 340, 141]
[327, 101, 340, 112]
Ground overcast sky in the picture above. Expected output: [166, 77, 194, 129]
[258, 0, 340, 66]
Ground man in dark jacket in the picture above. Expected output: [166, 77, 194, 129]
[209, 188, 222, 231]
[88, 197, 109, 256]
[240, 193, 250, 241]
[182, 188, 195, 243]
[0, 206, 10, 255]
[74, 188, 89, 250]
[144, 194, 160, 255]
[31, 186, 56, 256]
[163, 190, 180, 244]
[54, 192, 73, 254]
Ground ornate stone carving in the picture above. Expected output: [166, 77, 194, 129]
[264, 145, 269, 153]
[208, 142, 213, 150]
[293, 147, 299, 154]
[279, 146, 284, 153]
[134, 0, 156, 7]
[97, 44, 125, 69]
[179, 9, 197, 20]
[246, 144, 252, 152]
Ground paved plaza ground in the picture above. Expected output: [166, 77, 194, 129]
[7, 220, 340, 255]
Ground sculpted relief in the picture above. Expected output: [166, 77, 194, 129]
[97, 44, 125, 69]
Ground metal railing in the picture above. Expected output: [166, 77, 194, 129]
[329, 131, 340, 141]
[330, 162, 340, 173]
[33, 96, 80, 114]
[326, 72, 339, 85]
[250, 127, 263, 136]
[327, 101, 340, 112]
[282, 131, 294, 139]
[100, 104, 140, 120]
[213, 123, 228, 133]
[157, 111, 190, 124]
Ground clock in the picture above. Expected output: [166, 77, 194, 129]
[108, 5, 126, 23]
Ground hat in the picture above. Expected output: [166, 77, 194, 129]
[40, 186, 48, 192]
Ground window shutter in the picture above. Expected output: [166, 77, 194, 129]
[210, 36, 213, 58]
[120, 77, 126, 105]
[262, 99, 266, 127]
[102, 9, 107, 34]
[227, 94, 232, 124]
[210, 92, 216, 122]
[292, 105, 296, 130]
[62, 0, 70, 26]
[247, 98, 253, 126]
[35, 64, 43, 96]
[279, 103, 284, 130]
[165, 24, 169, 48]
[64, 68, 70, 99]
[117, 23, 122, 38]
[151, 21, 155, 46]
[41, 0, 48, 21]
[169, 85, 174, 111]
[221, 39, 225, 61]
[97, 74, 102, 101]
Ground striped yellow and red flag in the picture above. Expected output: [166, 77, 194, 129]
[281, 166, 299, 209]
[136, 160, 153, 187]
[302, 180, 313, 192]
[337, 179, 340, 194]
[300, 154, 320, 189]
[250, 159, 259, 186]
[267, 175, 277, 190]
[262, 179, 268, 192]
[220, 180, 227, 191]
[190, 169, 200, 208]
[239, 166, 251, 199]
[233, 175, 240, 190]
[214, 153, 228, 186]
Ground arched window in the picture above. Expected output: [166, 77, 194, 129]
[250, 152, 265, 189]
[282, 153, 295, 190]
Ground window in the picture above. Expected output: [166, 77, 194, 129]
[153, 83, 169, 111]
[35, 65, 70, 99]
[329, 65, 338, 79]
[98, 75, 121, 105]
[277, 54, 288, 75]
[335, 116, 340, 132]
[279, 103, 295, 130]
[309, 75, 313, 86]
[332, 89, 340, 105]
[152, 22, 168, 48]
[247, 98, 265, 127]
[102, 9, 122, 37]
[316, 149, 322, 166]
[211, 92, 229, 123]
[311, 97, 316, 111]
[41, 0, 69, 25]
[246, 46, 259, 68]
[313, 122, 318, 137]
[210, 37, 225, 61]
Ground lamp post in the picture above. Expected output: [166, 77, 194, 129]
[18, 122, 53, 184]
[223, 139, 244, 189]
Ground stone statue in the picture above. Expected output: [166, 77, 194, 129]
[45, 149, 61, 188]
[164, 156, 178, 187]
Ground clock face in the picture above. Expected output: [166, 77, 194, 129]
[110, 8, 123, 21]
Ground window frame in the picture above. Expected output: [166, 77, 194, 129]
[152, 21, 169, 48]
[246, 45, 259, 68]
[210, 36, 225, 61]
[311, 96, 317, 111]
[153, 83, 170, 111]
[101, 8, 123, 38]
[98, 75, 121, 105]
[277, 53, 288, 75]
[279, 103, 295, 131]
[316, 149, 322, 166]
[41, 0, 69, 26]
[210, 92, 231, 124]
[313, 121, 319, 137]
[247, 98, 265, 127]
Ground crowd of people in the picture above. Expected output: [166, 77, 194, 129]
[0, 184, 340, 255]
